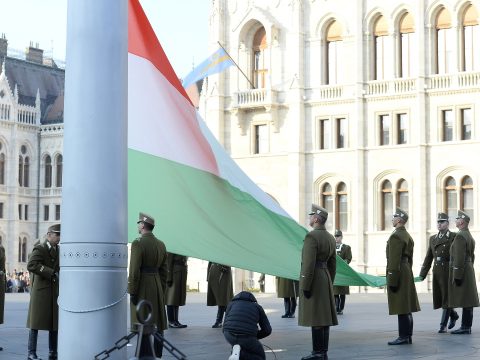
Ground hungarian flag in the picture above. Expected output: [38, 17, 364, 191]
[127, 0, 392, 286]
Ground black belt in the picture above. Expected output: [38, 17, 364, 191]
[450, 256, 472, 263]
[315, 261, 328, 269]
[140, 266, 159, 273]
[173, 261, 187, 266]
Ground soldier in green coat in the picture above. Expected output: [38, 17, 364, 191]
[299, 205, 337, 360]
[276, 276, 298, 318]
[165, 252, 188, 328]
[128, 213, 168, 357]
[0, 242, 5, 352]
[419, 212, 458, 333]
[26, 224, 60, 360]
[333, 230, 352, 315]
[207, 262, 233, 328]
[386, 208, 420, 346]
[448, 210, 479, 334]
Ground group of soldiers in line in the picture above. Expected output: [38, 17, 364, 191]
[1, 205, 477, 360]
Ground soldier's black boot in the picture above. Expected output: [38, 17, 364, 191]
[288, 297, 297, 318]
[407, 313, 413, 343]
[452, 307, 473, 334]
[338, 295, 345, 315]
[212, 306, 225, 328]
[448, 309, 459, 329]
[439, 309, 450, 333]
[334, 295, 340, 314]
[301, 327, 326, 359]
[154, 331, 164, 358]
[48, 331, 58, 360]
[281, 298, 291, 318]
[27, 329, 42, 360]
[167, 305, 179, 328]
[388, 314, 411, 345]
[173, 306, 187, 328]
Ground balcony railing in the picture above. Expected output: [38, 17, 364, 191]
[366, 78, 416, 96]
[233, 88, 277, 109]
[318, 85, 343, 99]
[429, 72, 480, 90]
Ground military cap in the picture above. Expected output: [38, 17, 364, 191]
[393, 207, 409, 222]
[308, 204, 328, 219]
[137, 212, 155, 226]
[334, 229, 343, 237]
[456, 210, 470, 222]
[436, 212, 449, 222]
[48, 224, 61, 233]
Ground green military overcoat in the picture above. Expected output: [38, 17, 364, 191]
[419, 230, 455, 309]
[207, 262, 233, 307]
[276, 277, 299, 298]
[386, 226, 420, 315]
[165, 253, 188, 306]
[26, 241, 59, 330]
[333, 243, 352, 295]
[298, 225, 338, 327]
[128, 232, 168, 331]
[448, 228, 479, 308]
[0, 244, 5, 324]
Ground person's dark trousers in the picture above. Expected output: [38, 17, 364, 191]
[452, 307, 473, 334]
[334, 295, 340, 313]
[288, 297, 297, 318]
[27, 329, 40, 360]
[224, 330, 265, 360]
[439, 309, 450, 333]
[167, 305, 174, 324]
[212, 306, 226, 328]
[173, 306, 187, 327]
[281, 298, 291, 318]
[48, 331, 58, 360]
[138, 332, 163, 358]
[388, 314, 412, 345]
[301, 326, 329, 360]
[339, 295, 346, 311]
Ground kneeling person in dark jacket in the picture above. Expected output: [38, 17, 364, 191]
[223, 291, 272, 360]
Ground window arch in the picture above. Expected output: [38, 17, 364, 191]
[321, 183, 333, 231]
[336, 182, 348, 230]
[399, 13, 415, 77]
[444, 176, 457, 221]
[45, 155, 52, 188]
[374, 15, 389, 80]
[396, 179, 409, 211]
[0, 152, 4, 185]
[252, 27, 267, 89]
[18, 145, 30, 187]
[436, 8, 454, 74]
[461, 176, 474, 226]
[326, 20, 343, 85]
[381, 180, 393, 230]
[462, 5, 480, 71]
[18, 237, 28, 262]
[55, 154, 63, 187]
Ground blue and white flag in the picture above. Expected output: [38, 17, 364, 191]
[182, 48, 235, 88]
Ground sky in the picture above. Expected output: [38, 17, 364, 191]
[0, 0, 210, 78]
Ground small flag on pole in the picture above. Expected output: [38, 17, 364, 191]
[181, 47, 234, 88]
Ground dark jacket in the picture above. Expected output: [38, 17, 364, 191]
[386, 226, 420, 315]
[298, 225, 338, 327]
[26, 241, 59, 330]
[420, 230, 455, 309]
[223, 291, 271, 339]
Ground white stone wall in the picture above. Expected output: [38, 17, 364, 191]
[200, 0, 480, 293]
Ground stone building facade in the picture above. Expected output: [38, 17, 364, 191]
[0, 36, 64, 273]
[199, 0, 480, 292]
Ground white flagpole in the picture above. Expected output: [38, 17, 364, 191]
[59, 1, 128, 359]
